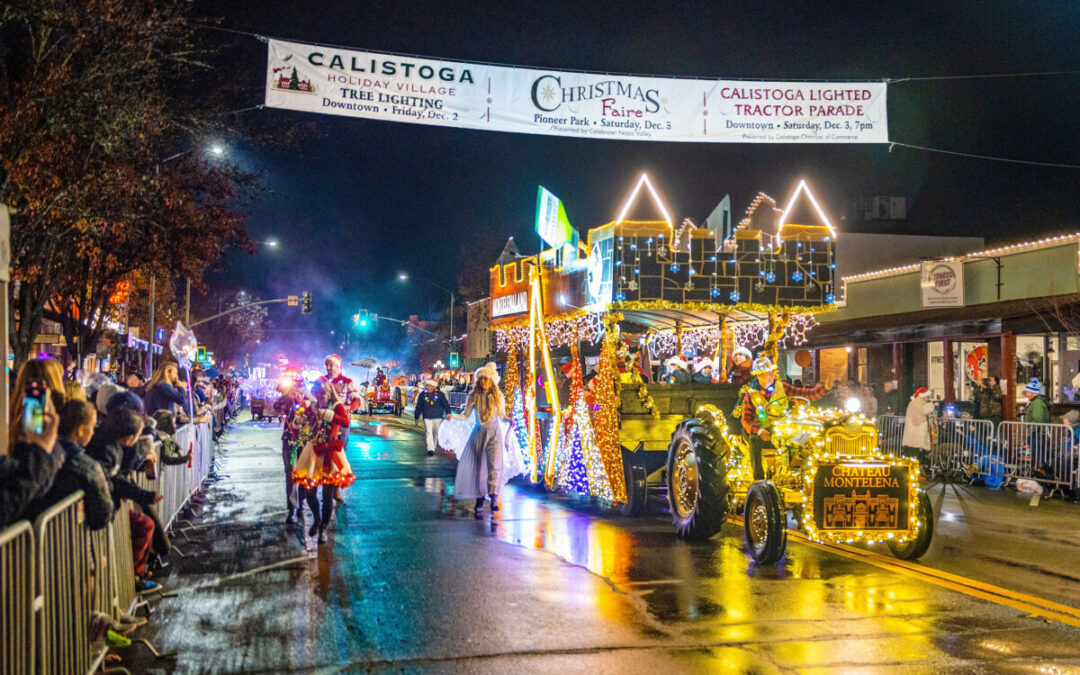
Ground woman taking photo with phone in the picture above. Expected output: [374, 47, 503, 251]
[1, 360, 62, 527]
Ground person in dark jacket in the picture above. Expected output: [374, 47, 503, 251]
[87, 407, 162, 585]
[414, 379, 452, 456]
[0, 393, 59, 528]
[143, 361, 192, 419]
[25, 400, 114, 530]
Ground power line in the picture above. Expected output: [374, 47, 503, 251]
[887, 70, 1080, 84]
[889, 141, 1080, 170]
[193, 22, 1080, 86]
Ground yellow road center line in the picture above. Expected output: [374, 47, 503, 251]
[731, 516, 1080, 628]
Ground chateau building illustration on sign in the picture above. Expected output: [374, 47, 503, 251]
[823, 491, 900, 529]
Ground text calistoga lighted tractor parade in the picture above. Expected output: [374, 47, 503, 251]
[485, 175, 933, 564]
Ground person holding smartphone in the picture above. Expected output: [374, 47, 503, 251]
[0, 379, 60, 528]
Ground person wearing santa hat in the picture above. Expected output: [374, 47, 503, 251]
[321, 354, 359, 505]
[902, 387, 936, 465]
[665, 357, 691, 384]
[693, 358, 716, 384]
[414, 379, 452, 456]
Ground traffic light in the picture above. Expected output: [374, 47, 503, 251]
[358, 309, 369, 327]
[300, 291, 312, 314]
[448, 352, 460, 369]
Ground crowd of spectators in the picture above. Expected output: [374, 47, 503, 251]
[0, 356, 237, 653]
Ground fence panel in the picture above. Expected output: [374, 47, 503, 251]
[1, 521, 35, 675]
[88, 523, 116, 621]
[877, 414, 905, 454]
[930, 418, 996, 479]
[34, 491, 91, 675]
[448, 392, 468, 412]
[996, 421, 1076, 490]
[112, 504, 136, 616]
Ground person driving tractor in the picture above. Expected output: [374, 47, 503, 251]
[739, 356, 827, 480]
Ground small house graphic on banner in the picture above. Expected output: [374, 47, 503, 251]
[273, 66, 316, 94]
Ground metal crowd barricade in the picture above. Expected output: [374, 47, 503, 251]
[33, 491, 93, 675]
[996, 421, 1076, 494]
[112, 503, 136, 616]
[929, 417, 996, 480]
[876, 414, 905, 454]
[1, 520, 35, 675]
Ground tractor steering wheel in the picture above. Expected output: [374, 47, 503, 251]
[764, 395, 811, 417]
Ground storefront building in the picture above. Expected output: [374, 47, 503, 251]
[801, 233, 1080, 420]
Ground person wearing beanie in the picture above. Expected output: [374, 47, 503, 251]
[95, 382, 125, 415]
[901, 387, 935, 464]
[726, 346, 754, 387]
[665, 357, 691, 384]
[448, 362, 506, 517]
[414, 379, 451, 456]
[738, 356, 827, 480]
[1023, 378, 1050, 424]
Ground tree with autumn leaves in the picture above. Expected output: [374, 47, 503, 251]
[0, 1, 258, 371]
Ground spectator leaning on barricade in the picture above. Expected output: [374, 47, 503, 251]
[23, 399, 114, 530]
[87, 406, 163, 592]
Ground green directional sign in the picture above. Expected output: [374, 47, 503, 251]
[535, 186, 574, 249]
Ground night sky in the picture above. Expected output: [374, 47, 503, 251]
[196, 0, 1080, 358]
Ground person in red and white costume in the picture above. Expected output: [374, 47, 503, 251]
[321, 354, 359, 506]
[290, 381, 354, 543]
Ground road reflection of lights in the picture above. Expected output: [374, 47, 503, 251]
[980, 639, 1014, 655]
[490, 486, 634, 591]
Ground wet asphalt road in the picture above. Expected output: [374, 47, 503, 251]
[129, 414, 1080, 674]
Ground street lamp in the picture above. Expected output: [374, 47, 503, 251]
[398, 272, 457, 350]
[264, 239, 279, 248]
[209, 144, 225, 157]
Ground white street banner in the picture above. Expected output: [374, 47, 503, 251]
[265, 39, 888, 144]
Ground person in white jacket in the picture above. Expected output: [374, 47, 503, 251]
[902, 387, 935, 465]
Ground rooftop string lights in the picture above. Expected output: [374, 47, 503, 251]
[836, 231, 1080, 301]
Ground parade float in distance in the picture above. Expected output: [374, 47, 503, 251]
[489, 175, 933, 564]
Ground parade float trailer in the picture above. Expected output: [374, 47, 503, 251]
[490, 175, 933, 564]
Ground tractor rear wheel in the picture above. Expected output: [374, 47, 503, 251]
[666, 419, 729, 540]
